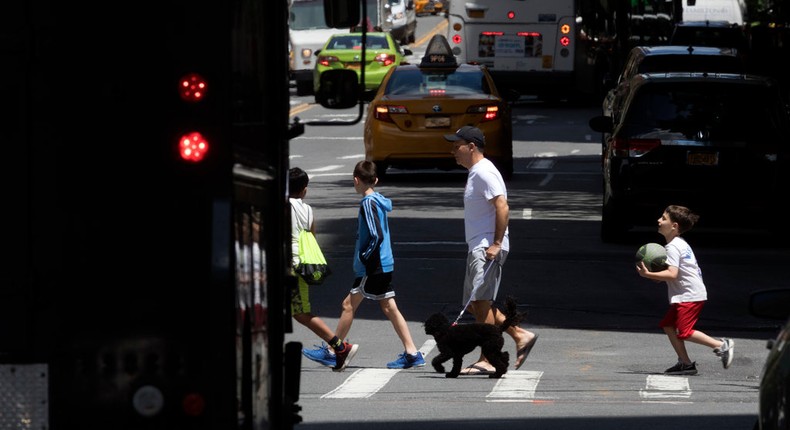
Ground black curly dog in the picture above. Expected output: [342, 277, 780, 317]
[424, 296, 524, 378]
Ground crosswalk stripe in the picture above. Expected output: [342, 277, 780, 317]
[639, 375, 692, 402]
[322, 340, 437, 399]
[486, 371, 544, 402]
[322, 369, 401, 399]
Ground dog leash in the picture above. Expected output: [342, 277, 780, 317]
[451, 260, 495, 326]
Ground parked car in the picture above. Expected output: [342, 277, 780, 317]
[589, 72, 790, 242]
[602, 45, 746, 123]
[749, 288, 790, 430]
[313, 32, 411, 98]
[363, 34, 516, 179]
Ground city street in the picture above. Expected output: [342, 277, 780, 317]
[283, 26, 789, 425]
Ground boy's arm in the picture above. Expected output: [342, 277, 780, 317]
[636, 262, 679, 282]
[358, 199, 383, 273]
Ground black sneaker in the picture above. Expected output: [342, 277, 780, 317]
[664, 361, 698, 375]
[332, 342, 359, 372]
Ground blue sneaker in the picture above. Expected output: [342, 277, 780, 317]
[387, 351, 425, 369]
[302, 343, 336, 367]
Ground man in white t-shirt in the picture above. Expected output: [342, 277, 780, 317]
[444, 126, 538, 375]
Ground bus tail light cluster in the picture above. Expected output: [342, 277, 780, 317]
[177, 73, 209, 163]
[374, 105, 408, 122]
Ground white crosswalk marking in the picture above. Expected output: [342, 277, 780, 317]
[322, 369, 401, 399]
[639, 375, 692, 402]
[485, 371, 544, 402]
[321, 340, 437, 399]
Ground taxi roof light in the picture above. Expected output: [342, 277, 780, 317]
[419, 35, 458, 68]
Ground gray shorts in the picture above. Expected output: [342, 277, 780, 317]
[462, 247, 508, 305]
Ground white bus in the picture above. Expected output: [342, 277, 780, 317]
[446, 0, 618, 101]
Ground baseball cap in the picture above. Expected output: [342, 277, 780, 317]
[444, 125, 486, 148]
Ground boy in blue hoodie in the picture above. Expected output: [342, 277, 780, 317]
[303, 161, 425, 370]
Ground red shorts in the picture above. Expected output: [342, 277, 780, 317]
[659, 301, 705, 339]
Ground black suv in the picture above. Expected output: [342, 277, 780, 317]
[589, 72, 790, 242]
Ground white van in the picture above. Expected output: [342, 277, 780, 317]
[681, 0, 746, 25]
[289, 0, 348, 95]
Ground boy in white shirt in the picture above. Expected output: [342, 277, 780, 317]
[636, 205, 734, 375]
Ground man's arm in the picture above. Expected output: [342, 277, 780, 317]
[486, 195, 509, 259]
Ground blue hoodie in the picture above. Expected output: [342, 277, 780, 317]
[354, 191, 394, 276]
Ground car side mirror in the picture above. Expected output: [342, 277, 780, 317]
[316, 69, 360, 109]
[589, 116, 613, 133]
[315, 49, 322, 56]
[403, 48, 413, 56]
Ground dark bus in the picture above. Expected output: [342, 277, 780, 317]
[1, 0, 305, 428]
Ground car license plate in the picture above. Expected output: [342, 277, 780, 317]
[425, 116, 450, 128]
[345, 62, 361, 70]
[687, 152, 718, 166]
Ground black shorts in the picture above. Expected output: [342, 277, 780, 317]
[350, 272, 395, 300]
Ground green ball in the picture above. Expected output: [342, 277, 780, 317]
[635, 242, 668, 272]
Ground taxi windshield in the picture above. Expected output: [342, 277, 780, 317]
[384, 68, 491, 96]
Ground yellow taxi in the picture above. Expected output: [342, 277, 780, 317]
[415, 0, 443, 16]
[363, 34, 514, 179]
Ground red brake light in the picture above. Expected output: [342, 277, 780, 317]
[375, 53, 396, 66]
[507, 11, 515, 19]
[179, 132, 209, 162]
[318, 55, 339, 67]
[452, 34, 462, 44]
[467, 104, 500, 121]
[179, 73, 207, 102]
[182, 392, 206, 417]
[612, 137, 661, 157]
[374, 105, 408, 122]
